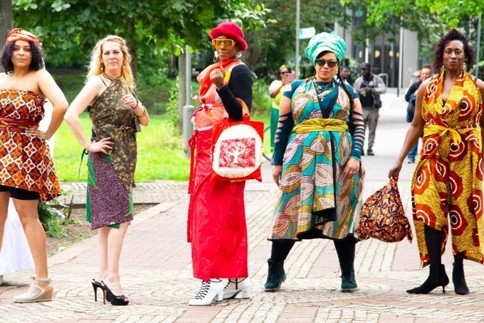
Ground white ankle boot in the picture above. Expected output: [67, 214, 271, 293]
[188, 279, 226, 306]
[223, 278, 251, 299]
[14, 277, 53, 303]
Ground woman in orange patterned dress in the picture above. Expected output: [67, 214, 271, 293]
[0, 28, 68, 302]
[389, 29, 484, 295]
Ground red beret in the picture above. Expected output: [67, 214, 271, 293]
[209, 21, 248, 52]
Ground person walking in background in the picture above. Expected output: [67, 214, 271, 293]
[409, 70, 422, 87]
[353, 62, 386, 156]
[187, 21, 253, 306]
[340, 65, 352, 84]
[389, 29, 484, 295]
[405, 65, 432, 163]
[0, 28, 68, 302]
[64, 35, 149, 306]
[264, 31, 365, 293]
[268, 65, 294, 149]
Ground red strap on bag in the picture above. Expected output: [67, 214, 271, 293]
[211, 99, 264, 182]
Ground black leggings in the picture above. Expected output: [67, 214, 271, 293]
[0, 185, 40, 200]
[270, 240, 296, 262]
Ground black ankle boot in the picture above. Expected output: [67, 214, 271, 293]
[334, 237, 357, 292]
[264, 259, 286, 292]
[407, 264, 449, 294]
[453, 262, 469, 295]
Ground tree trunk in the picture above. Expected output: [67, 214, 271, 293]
[126, 18, 137, 81]
[0, 0, 13, 71]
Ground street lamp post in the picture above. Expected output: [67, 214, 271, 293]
[295, 0, 300, 78]
[476, 15, 481, 78]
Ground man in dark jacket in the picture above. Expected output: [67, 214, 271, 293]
[404, 65, 432, 163]
[353, 63, 386, 156]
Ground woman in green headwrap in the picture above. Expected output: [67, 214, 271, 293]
[264, 32, 365, 293]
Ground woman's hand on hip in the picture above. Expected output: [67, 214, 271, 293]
[87, 137, 113, 154]
[26, 126, 49, 140]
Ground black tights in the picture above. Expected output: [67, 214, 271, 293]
[270, 240, 296, 262]
[424, 225, 464, 266]
[270, 236, 356, 264]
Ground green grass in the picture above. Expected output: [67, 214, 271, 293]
[49, 69, 272, 183]
[54, 113, 271, 183]
[54, 114, 190, 182]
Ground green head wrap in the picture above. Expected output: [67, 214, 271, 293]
[305, 31, 347, 66]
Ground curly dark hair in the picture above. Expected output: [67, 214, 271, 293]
[433, 29, 474, 72]
[0, 41, 44, 73]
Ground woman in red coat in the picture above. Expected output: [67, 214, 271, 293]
[187, 21, 252, 306]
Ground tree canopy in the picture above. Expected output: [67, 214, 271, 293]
[12, 0, 269, 76]
[340, 0, 484, 30]
[6, 0, 483, 80]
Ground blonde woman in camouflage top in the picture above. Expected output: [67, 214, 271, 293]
[65, 35, 149, 306]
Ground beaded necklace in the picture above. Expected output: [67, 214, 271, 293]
[312, 77, 334, 100]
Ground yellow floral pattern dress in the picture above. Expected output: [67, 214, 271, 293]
[412, 71, 484, 266]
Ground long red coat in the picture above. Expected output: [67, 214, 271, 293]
[187, 59, 248, 280]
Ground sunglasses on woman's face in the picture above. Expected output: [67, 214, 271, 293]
[212, 39, 236, 50]
[315, 59, 338, 68]
[280, 71, 290, 75]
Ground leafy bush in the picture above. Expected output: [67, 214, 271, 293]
[38, 201, 68, 238]
[251, 78, 272, 116]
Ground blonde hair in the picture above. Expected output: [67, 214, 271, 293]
[86, 35, 135, 88]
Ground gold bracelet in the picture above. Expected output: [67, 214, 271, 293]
[136, 106, 147, 118]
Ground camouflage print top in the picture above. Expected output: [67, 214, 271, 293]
[89, 78, 138, 191]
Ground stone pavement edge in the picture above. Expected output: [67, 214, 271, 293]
[0, 89, 483, 323]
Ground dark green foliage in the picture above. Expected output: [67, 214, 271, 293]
[38, 201, 68, 238]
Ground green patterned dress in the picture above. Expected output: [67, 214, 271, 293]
[269, 79, 364, 240]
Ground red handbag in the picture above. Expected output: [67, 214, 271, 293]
[211, 99, 264, 182]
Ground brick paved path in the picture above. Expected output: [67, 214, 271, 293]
[1, 90, 483, 322]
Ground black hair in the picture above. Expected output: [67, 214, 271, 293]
[336, 71, 354, 112]
[433, 29, 474, 72]
[1, 41, 44, 73]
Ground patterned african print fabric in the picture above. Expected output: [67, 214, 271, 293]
[268, 79, 365, 241]
[412, 70, 484, 266]
[0, 89, 60, 201]
[86, 78, 138, 229]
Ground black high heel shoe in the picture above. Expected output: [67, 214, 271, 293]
[91, 279, 106, 303]
[101, 281, 129, 306]
[407, 264, 449, 294]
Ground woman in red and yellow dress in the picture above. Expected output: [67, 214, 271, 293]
[390, 29, 484, 295]
[187, 21, 252, 306]
[0, 28, 68, 302]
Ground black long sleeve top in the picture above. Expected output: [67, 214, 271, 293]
[216, 64, 253, 121]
